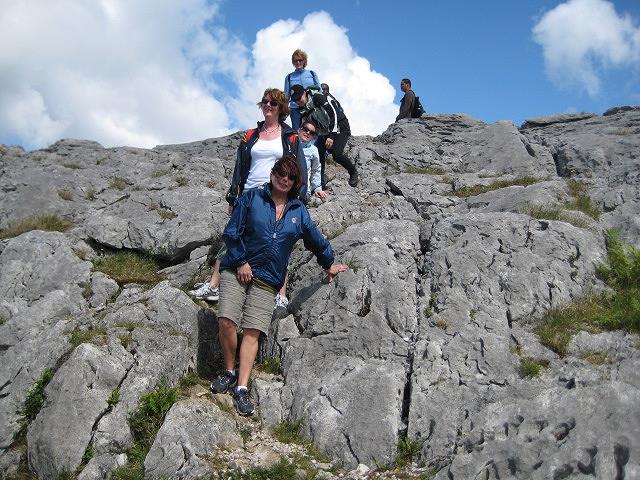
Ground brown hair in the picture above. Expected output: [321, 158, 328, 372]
[291, 49, 308, 68]
[271, 156, 302, 200]
[257, 88, 290, 123]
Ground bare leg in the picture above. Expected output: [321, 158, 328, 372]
[209, 258, 221, 288]
[279, 271, 288, 297]
[237, 328, 261, 387]
[217, 317, 238, 371]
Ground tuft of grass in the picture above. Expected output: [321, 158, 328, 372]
[118, 334, 133, 349]
[402, 166, 447, 175]
[256, 357, 282, 375]
[520, 204, 591, 229]
[92, 252, 163, 285]
[566, 179, 600, 220]
[85, 187, 97, 201]
[581, 351, 609, 365]
[112, 380, 179, 479]
[434, 318, 448, 330]
[61, 162, 82, 169]
[272, 418, 305, 445]
[148, 202, 177, 220]
[396, 435, 424, 468]
[0, 214, 72, 239]
[110, 177, 128, 190]
[453, 176, 543, 198]
[58, 189, 73, 201]
[67, 326, 107, 348]
[175, 175, 189, 187]
[107, 387, 120, 410]
[535, 230, 640, 355]
[216, 458, 299, 480]
[16, 368, 54, 438]
[519, 357, 548, 378]
[151, 168, 171, 178]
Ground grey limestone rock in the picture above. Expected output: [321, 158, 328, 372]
[144, 399, 242, 479]
[27, 341, 133, 479]
[89, 271, 119, 309]
[77, 453, 127, 480]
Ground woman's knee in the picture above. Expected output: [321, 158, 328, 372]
[218, 317, 236, 332]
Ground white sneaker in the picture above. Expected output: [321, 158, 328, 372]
[188, 283, 219, 302]
[274, 294, 289, 311]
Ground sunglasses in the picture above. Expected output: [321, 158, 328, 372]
[273, 169, 298, 181]
[300, 126, 316, 135]
[261, 98, 279, 107]
[293, 58, 305, 63]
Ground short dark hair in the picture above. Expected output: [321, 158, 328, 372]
[402, 78, 411, 87]
[271, 156, 302, 200]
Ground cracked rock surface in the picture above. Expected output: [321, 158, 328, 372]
[0, 107, 638, 478]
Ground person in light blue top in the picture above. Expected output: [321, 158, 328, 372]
[298, 120, 329, 199]
[284, 48, 321, 130]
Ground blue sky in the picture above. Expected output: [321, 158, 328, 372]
[219, 0, 640, 125]
[1, 0, 639, 150]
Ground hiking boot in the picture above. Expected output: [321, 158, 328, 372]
[188, 283, 219, 302]
[209, 370, 237, 394]
[348, 170, 359, 188]
[232, 388, 255, 416]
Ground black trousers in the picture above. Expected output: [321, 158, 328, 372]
[317, 120, 356, 188]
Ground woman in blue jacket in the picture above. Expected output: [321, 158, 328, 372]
[284, 49, 321, 130]
[210, 156, 347, 416]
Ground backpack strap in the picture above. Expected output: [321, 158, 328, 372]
[285, 73, 291, 93]
[310, 70, 319, 86]
[242, 128, 256, 143]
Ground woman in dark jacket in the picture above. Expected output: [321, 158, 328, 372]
[210, 156, 347, 416]
[189, 88, 306, 303]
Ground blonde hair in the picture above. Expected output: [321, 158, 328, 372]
[291, 49, 308, 68]
[257, 88, 290, 123]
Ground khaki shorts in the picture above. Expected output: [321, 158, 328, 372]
[217, 269, 277, 334]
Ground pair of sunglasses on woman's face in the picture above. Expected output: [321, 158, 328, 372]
[273, 169, 298, 182]
[261, 98, 279, 107]
[300, 126, 316, 136]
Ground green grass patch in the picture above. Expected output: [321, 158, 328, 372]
[148, 202, 177, 220]
[272, 418, 305, 444]
[453, 176, 543, 198]
[216, 458, 299, 480]
[110, 177, 128, 190]
[0, 214, 72, 239]
[402, 166, 447, 175]
[581, 351, 609, 365]
[61, 162, 83, 169]
[67, 326, 108, 348]
[16, 368, 54, 439]
[535, 230, 640, 356]
[85, 187, 97, 201]
[107, 387, 120, 410]
[255, 357, 282, 375]
[396, 435, 424, 468]
[519, 357, 548, 378]
[566, 179, 600, 220]
[92, 252, 163, 285]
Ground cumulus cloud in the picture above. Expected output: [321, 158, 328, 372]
[231, 11, 397, 136]
[0, 0, 234, 149]
[0, 4, 396, 149]
[533, 0, 640, 96]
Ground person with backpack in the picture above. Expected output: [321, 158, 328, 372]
[396, 78, 416, 121]
[189, 87, 305, 311]
[209, 156, 348, 415]
[284, 49, 321, 130]
[290, 84, 359, 188]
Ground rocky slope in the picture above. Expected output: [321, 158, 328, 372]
[0, 106, 638, 479]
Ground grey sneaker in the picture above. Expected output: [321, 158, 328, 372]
[232, 388, 255, 416]
[209, 371, 237, 394]
[188, 283, 219, 302]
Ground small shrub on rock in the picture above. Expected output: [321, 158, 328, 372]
[16, 368, 54, 438]
[395, 435, 424, 468]
[519, 357, 548, 378]
[566, 179, 601, 220]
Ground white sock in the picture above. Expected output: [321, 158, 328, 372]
[226, 369, 236, 377]
[236, 385, 248, 392]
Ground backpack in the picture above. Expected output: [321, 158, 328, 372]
[411, 96, 425, 118]
[302, 93, 332, 134]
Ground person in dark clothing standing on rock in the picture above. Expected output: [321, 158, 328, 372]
[209, 156, 347, 416]
[290, 84, 359, 188]
[396, 78, 416, 121]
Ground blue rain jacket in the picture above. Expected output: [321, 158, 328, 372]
[220, 184, 334, 289]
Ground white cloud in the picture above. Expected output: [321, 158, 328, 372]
[231, 11, 397, 136]
[0, 0, 233, 149]
[533, 0, 640, 96]
[0, 5, 397, 149]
